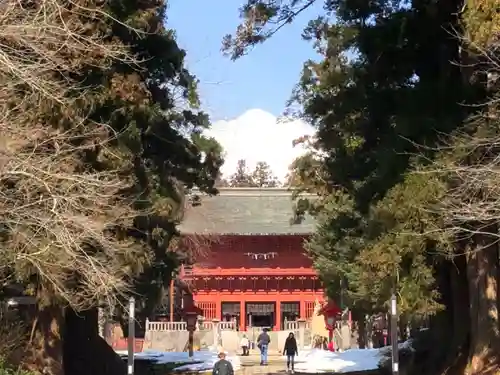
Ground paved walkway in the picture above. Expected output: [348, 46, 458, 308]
[239, 352, 286, 363]
[239, 355, 288, 375]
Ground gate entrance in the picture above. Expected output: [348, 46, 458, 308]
[246, 302, 275, 329]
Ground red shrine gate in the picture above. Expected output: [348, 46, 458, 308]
[179, 188, 324, 331]
[186, 234, 323, 331]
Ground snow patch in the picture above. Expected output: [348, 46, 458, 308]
[117, 349, 241, 372]
[291, 348, 382, 373]
[287, 339, 414, 373]
[117, 340, 414, 374]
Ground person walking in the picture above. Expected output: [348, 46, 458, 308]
[257, 328, 271, 366]
[212, 351, 234, 375]
[283, 332, 298, 373]
[240, 334, 250, 356]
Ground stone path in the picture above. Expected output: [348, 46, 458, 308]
[239, 355, 288, 375]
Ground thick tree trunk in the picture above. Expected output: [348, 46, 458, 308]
[412, 259, 462, 375]
[399, 315, 408, 342]
[20, 291, 126, 375]
[450, 254, 469, 348]
[25, 304, 65, 375]
[356, 317, 367, 349]
[466, 232, 500, 374]
[64, 308, 126, 375]
[436, 254, 470, 375]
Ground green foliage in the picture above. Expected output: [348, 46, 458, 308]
[229, 159, 254, 187]
[303, 173, 448, 316]
[462, 0, 500, 48]
[228, 159, 280, 187]
[228, 0, 500, 372]
[93, 0, 224, 315]
[251, 161, 279, 187]
[349, 173, 449, 315]
[0, 359, 33, 375]
[0, 0, 223, 314]
[226, 0, 476, 321]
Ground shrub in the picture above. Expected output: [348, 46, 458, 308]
[0, 358, 33, 375]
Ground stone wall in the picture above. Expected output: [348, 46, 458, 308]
[143, 329, 214, 352]
[111, 320, 353, 354]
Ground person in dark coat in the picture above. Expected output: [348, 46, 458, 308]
[283, 332, 298, 373]
[212, 351, 234, 375]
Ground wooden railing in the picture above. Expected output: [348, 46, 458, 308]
[284, 320, 311, 331]
[145, 319, 212, 332]
[219, 321, 236, 330]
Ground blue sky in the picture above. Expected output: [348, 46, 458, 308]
[167, 0, 322, 121]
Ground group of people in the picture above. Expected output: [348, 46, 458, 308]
[213, 330, 299, 375]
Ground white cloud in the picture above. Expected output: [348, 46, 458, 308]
[205, 109, 315, 181]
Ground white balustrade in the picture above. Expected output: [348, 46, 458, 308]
[146, 319, 231, 332]
[219, 320, 236, 330]
[146, 318, 309, 332]
[146, 320, 187, 331]
[284, 320, 311, 331]
[284, 320, 299, 330]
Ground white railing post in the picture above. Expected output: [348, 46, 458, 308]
[127, 297, 135, 375]
[297, 319, 306, 350]
[140, 319, 196, 332]
[212, 319, 220, 348]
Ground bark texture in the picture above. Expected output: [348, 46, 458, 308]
[25, 304, 64, 375]
[466, 233, 500, 375]
[64, 308, 127, 375]
[357, 318, 367, 349]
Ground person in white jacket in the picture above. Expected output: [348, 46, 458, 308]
[240, 335, 250, 356]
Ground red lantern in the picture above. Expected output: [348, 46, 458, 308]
[318, 300, 342, 331]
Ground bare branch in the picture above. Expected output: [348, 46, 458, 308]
[422, 36, 500, 244]
[0, 0, 144, 310]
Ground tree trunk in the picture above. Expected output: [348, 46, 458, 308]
[437, 254, 470, 375]
[399, 315, 408, 342]
[356, 317, 367, 349]
[450, 254, 469, 348]
[25, 303, 65, 375]
[64, 308, 126, 375]
[466, 232, 500, 374]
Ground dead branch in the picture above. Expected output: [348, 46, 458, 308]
[424, 38, 500, 242]
[0, 0, 145, 310]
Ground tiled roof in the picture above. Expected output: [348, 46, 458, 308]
[179, 188, 316, 235]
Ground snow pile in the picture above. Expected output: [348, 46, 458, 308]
[117, 350, 241, 373]
[291, 348, 382, 373]
[173, 351, 241, 372]
[289, 340, 414, 374]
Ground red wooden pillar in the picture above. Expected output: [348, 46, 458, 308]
[215, 298, 222, 320]
[299, 300, 306, 320]
[240, 300, 246, 331]
[275, 301, 281, 331]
